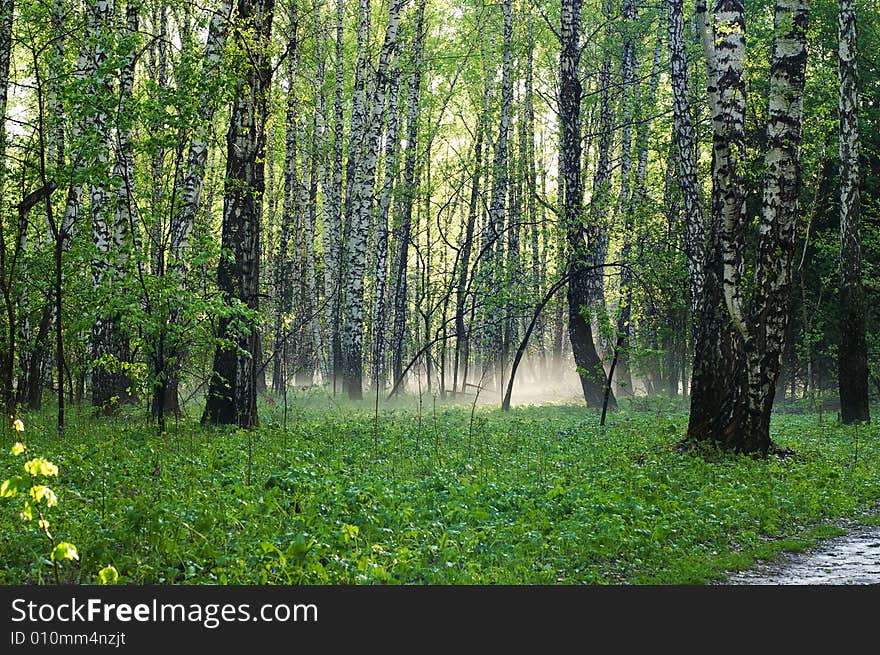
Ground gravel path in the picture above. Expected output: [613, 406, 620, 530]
[725, 521, 880, 585]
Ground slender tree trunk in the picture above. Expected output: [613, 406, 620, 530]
[372, 62, 402, 393]
[668, 0, 706, 319]
[162, 0, 234, 418]
[341, 0, 405, 400]
[454, 119, 483, 394]
[609, 0, 639, 399]
[302, 40, 325, 387]
[324, 0, 344, 391]
[482, 0, 513, 392]
[586, 1, 615, 328]
[273, 12, 299, 395]
[0, 0, 15, 412]
[202, 0, 275, 427]
[390, 0, 426, 394]
[310, 2, 328, 384]
[562, 0, 609, 408]
[525, 12, 545, 379]
[837, 0, 870, 423]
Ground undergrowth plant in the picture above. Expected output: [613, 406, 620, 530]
[1, 417, 118, 585]
[1, 418, 78, 583]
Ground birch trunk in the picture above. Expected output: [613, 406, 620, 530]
[89, 0, 132, 414]
[202, 0, 275, 427]
[341, 0, 405, 400]
[480, 0, 513, 391]
[562, 0, 609, 408]
[307, 4, 328, 384]
[837, 0, 870, 423]
[272, 11, 299, 394]
[689, 0, 810, 454]
[371, 62, 402, 392]
[668, 0, 705, 319]
[159, 0, 234, 417]
[324, 0, 344, 390]
[453, 118, 483, 394]
[390, 0, 426, 393]
[686, 0, 749, 446]
[586, 2, 614, 317]
[609, 0, 638, 399]
[0, 0, 14, 411]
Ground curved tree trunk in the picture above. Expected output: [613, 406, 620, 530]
[561, 0, 609, 409]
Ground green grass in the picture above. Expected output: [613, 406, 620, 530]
[1, 393, 878, 585]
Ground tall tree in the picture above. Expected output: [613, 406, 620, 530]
[160, 0, 234, 420]
[324, 0, 345, 391]
[0, 0, 15, 412]
[272, 7, 299, 394]
[202, 0, 275, 427]
[688, 0, 811, 454]
[484, 0, 513, 391]
[668, 0, 705, 320]
[837, 0, 870, 423]
[561, 0, 610, 408]
[340, 0, 405, 399]
[89, 0, 133, 414]
[371, 60, 402, 392]
[390, 0, 427, 393]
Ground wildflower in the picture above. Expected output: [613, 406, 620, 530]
[10, 442, 25, 456]
[12, 419, 24, 433]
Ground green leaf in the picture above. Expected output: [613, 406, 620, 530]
[98, 565, 119, 585]
[1, 476, 24, 498]
[51, 542, 79, 562]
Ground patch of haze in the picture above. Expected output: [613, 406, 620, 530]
[477, 355, 585, 407]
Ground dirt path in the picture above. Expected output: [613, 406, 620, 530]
[725, 520, 880, 585]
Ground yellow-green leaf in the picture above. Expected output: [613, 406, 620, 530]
[1, 477, 24, 498]
[51, 542, 79, 562]
[29, 485, 58, 508]
[98, 565, 119, 585]
[24, 458, 59, 477]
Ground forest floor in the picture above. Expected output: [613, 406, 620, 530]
[1, 395, 878, 585]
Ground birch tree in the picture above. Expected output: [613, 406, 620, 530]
[202, 0, 275, 427]
[688, 0, 811, 454]
[340, 0, 405, 399]
[668, 0, 705, 319]
[159, 0, 234, 419]
[561, 0, 609, 408]
[837, 0, 870, 424]
[390, 0, 426, 393]
[89, 0, 132, 414]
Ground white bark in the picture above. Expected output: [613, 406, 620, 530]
[340, 0, 405, 399]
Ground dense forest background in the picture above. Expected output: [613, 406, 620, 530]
[0, 0, 876, 441]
